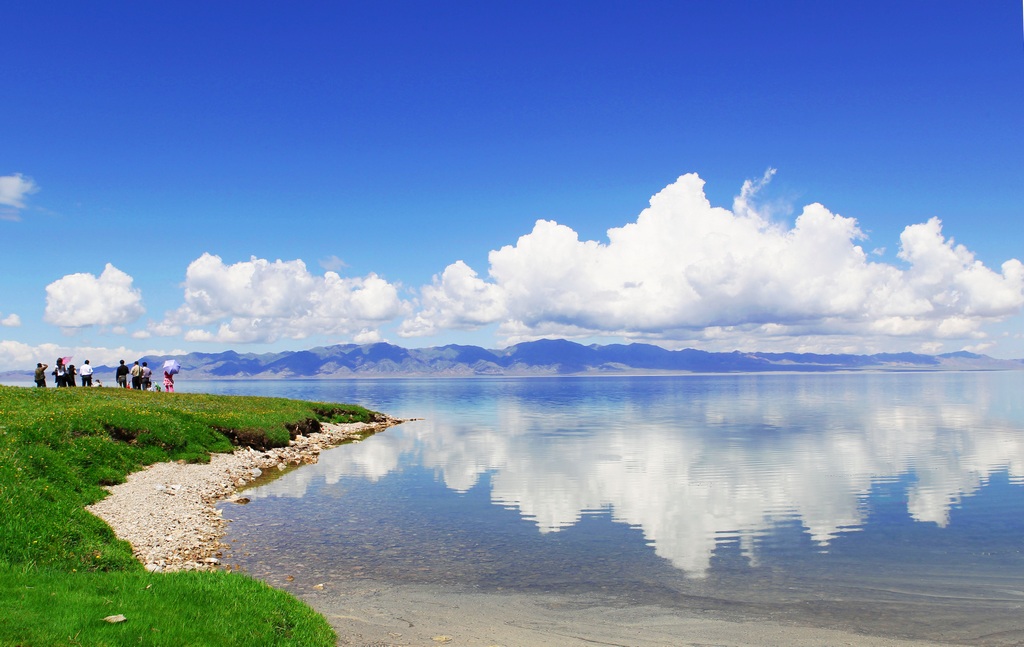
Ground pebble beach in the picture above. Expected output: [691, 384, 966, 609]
[87, 418, 403, 573]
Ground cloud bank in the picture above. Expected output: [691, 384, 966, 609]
[0, 340, 185, 374]
[400, 173, 1024, 353]
[8, 172, 1021, 365]
[157, 253, 408, 343]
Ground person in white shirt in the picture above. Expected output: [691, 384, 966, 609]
[80, 360, 94, 387]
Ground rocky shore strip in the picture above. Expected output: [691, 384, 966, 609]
[87, 417, 404, 573]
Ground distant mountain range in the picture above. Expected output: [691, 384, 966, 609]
[8, 340, 1020, 381]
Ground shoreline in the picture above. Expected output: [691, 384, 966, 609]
[87, 417, 404, 573]
[297, 580, 951, 647]
[89, 415, 972, 646]
[6, 363, 1024, 387]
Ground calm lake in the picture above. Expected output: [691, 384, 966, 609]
[198, 372, 1024, 643]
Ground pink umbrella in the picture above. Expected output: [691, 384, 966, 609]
[62, 356, 73, 365]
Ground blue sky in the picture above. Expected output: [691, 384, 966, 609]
[2, 1, 1023, 370]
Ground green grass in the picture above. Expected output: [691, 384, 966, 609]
[0, 568, 335, 646]
[0, 384, 380, 646]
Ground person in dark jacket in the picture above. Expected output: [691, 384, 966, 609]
[54, 358, 66, 387]
[115, 360, 129, 388]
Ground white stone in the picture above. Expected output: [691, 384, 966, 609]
[84, 419, 398, 573]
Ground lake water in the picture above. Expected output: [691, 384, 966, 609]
[198, 372, 1024, 643]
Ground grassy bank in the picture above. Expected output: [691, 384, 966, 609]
[0, 384, 378, 646]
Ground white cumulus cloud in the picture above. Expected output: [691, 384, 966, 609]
[399, 173, 1024, 353]
[399, 261, 508, 337]
[0, 173, 40, 220]
[0, 173, 39, 209]
[353, 328, 385, 344]
[162, 253, 409, 344]
[44, 264, 145, 329]
[1, 313, 21, 327]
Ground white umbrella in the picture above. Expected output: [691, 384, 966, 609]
[162, 359, 181, 375]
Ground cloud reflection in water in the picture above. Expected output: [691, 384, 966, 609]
[245, 373, 1024, 577]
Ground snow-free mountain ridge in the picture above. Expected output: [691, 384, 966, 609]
[121, 340, 1024, 378]
[6, 340, 1022, 382]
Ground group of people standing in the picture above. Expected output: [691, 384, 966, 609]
[34, 358, 95, 387]
[114, 360, 154, 390]
[33, 358, 175, 392]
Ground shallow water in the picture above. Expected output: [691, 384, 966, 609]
[201, 372, 1024, 643]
